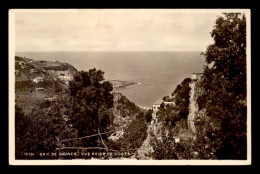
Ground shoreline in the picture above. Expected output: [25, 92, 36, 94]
[109, 80, 141, 91]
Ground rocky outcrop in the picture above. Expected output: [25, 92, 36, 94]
[187, 78, 206, 134]
[136, 124, 154, 159]
[136, 122, 164, 159]
[108, 92, 142, 140]
[187, 80, 197, 133]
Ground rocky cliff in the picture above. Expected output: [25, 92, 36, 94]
[109, 92, 143, 140]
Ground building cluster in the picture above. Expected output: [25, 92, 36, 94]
[56, 71, 73, 85]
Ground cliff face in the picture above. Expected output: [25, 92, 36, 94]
[109, 92, 143, 140]
[136, 122, 164, 159]
[187, 78, 208, 134]
[187, 80, 197, 133]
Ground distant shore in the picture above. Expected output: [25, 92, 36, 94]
[109, 80, 141, 91]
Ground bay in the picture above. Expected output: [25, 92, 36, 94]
[15, 52, 205, 108]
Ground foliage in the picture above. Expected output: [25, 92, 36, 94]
[15, 80, 31, 91]
[15, 96, 77, 159]
[43, 65, 68, 71]
[145, 109, 153, 123]
[149, 13, 247, 160]
[117, 112, 148, 150]
[54, 79, 63, 92]
[150, 123, 217, 160]
[162, 96, 169, 101]
[172, 78, 191, 120]
[15, 104, 29, 158]
[116, 93, 141, 117]
[157, 78, 191, 125]
[15, 56, 26, 61]
[15, 79, 55, 92]
[150, 125, 194, 159]
[25, 101, 66, 152]
[150, 130, 178, 159]
[197, 13, 247, 159]
[69, 68, 114, 146]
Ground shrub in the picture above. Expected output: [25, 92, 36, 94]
[145, 109, 153, 123]
[117, 114, 148, 150]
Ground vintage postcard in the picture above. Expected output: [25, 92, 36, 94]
[9, 9, 251, 165]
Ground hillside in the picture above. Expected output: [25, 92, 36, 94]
[15, 55, 144, 122]
[109, 92, 143, 141]
[15, 56, 148, 159]
[15, 56, 77, 116]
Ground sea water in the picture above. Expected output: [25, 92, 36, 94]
[15, 52, 205, 108]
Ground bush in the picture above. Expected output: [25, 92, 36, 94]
[15, 80, 31, 91]
[198, 13, 247, 159]
[145, 109, 153, 123]
[43, 65, 68, 71]
[117, 114, 148, 150]
[157, 78, 191, 125]
[15, 104, 29, 158]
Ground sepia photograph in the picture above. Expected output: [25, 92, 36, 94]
[9, 9, 251, 165]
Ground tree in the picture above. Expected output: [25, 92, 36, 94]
[198, 13, 247, 159]
[15, 97, 77, 159]
[15, 104, 29, 158]
[119, 112, 148, 150]
[26, 100, 72, 153]
[157, 78, 191, 125]
[145, 109, 153, 123]
[69, 68, 114, 146]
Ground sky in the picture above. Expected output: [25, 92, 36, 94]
[15, 9, 222, 52]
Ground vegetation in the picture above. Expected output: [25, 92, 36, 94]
[115, 94, 141, 117]
[150, 125, 216, 159]
[43, 65, 68, 71]
[15, 79, 55, 92]
[150, 13, 247, 160]
[15, 104, 29, 158]
[157, 78, 191, 125]
[145, 109, 153, 123]
[15, 80, 31, 91]
[112, 112, 148, 150]
[15, 96, 77, 159]
[195, 13, 247, 159]
[69, 68, 114, 146]
[14, 13, 247, 160]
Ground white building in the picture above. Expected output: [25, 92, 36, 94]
[173, 136, 180, 143]
[152, 99, 175, 112]
[153, 99, 163, 112]
[152, 99, 175, 124]
[32, 77, 44, 83]
[45, 96, 57, 102]
[35, 88, 45, 92]
[57, 71, 73, 85]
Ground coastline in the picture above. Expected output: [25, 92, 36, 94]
[109, 80, 141, 91]
[109, 80, 151, 110]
